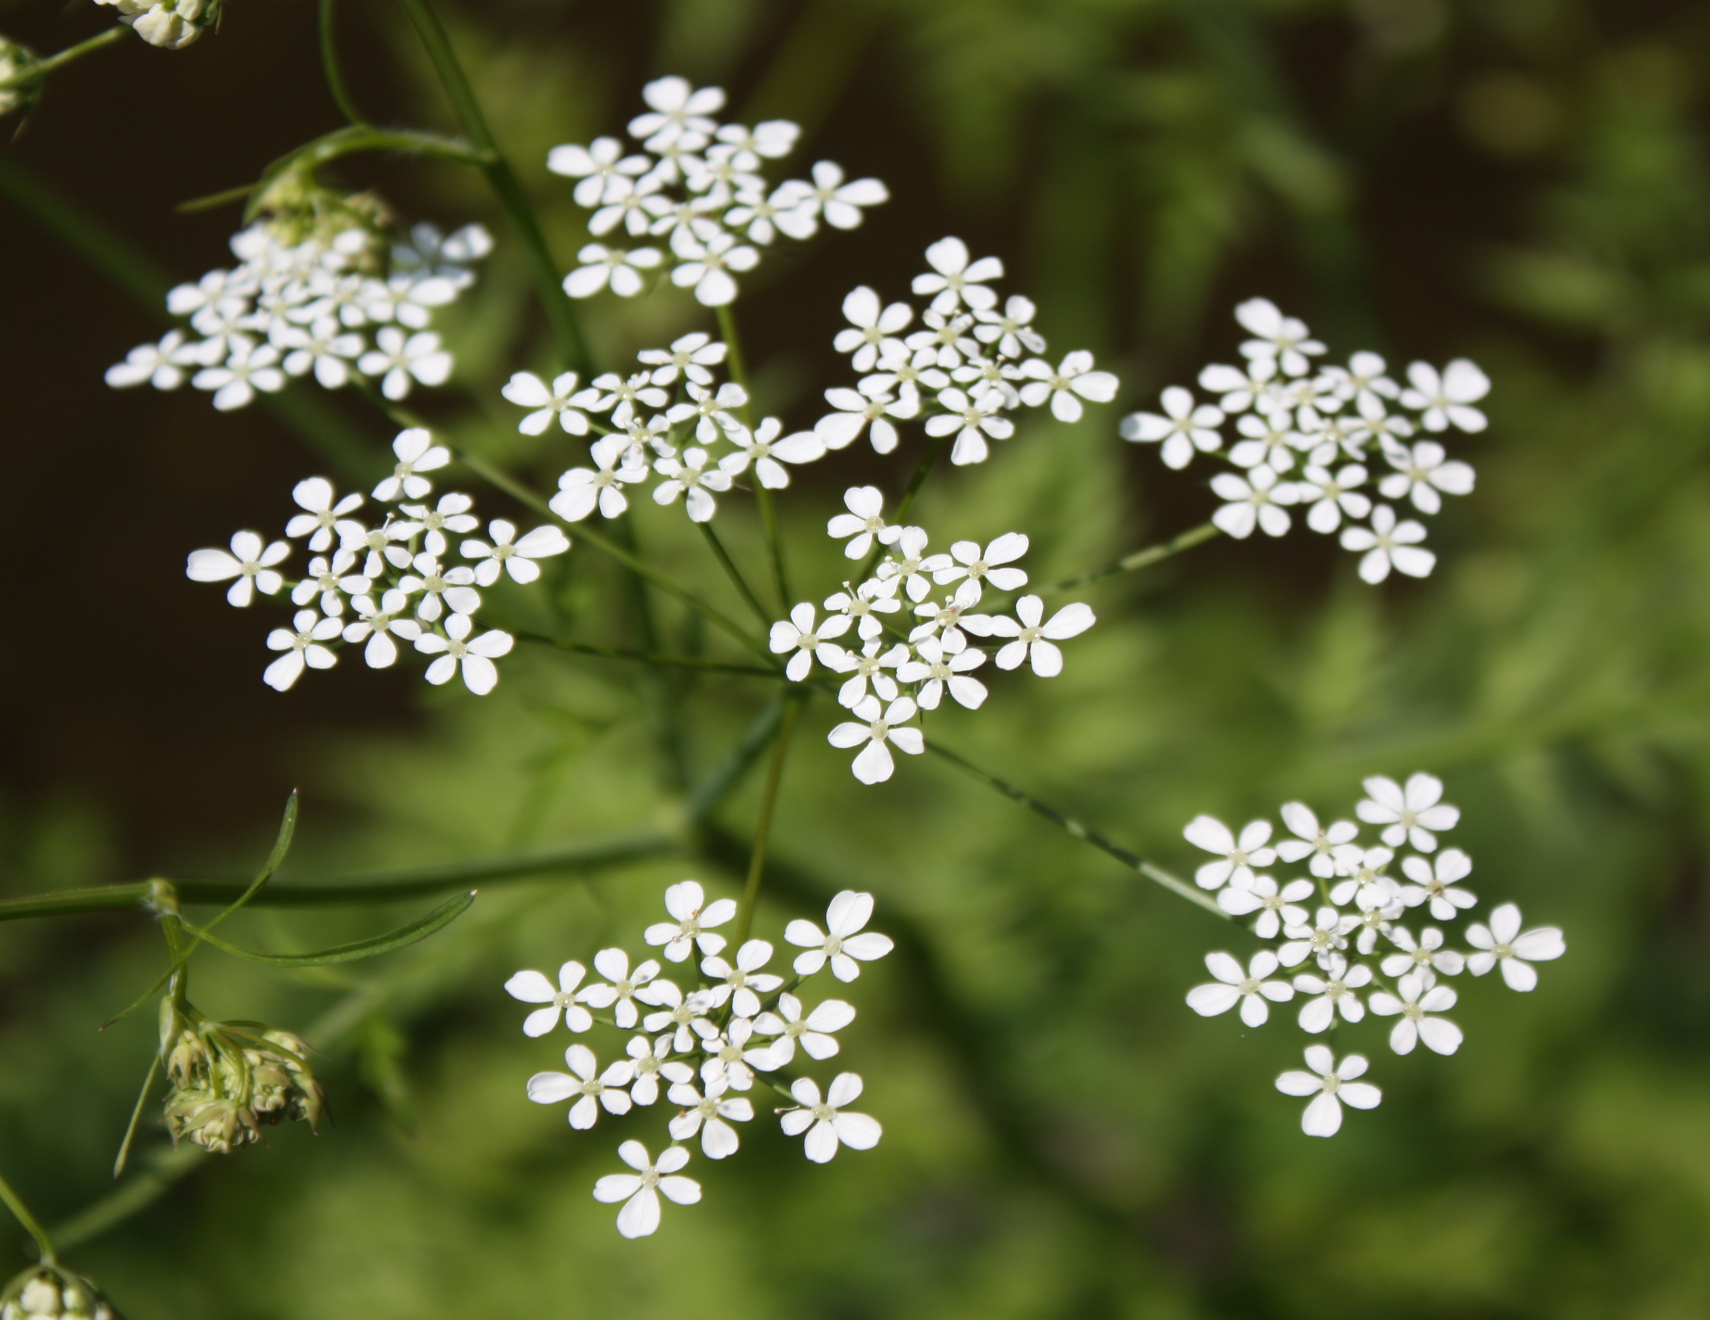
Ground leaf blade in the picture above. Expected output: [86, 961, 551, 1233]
[184, 891, 477, 968]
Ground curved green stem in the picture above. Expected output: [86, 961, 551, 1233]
[734, 694, 804, 946]
[698, 521, 774, 630]
[0, 1168, 56, 1265]
[715, 305, 791, 608]
[517, 630, 782, 678]
[0, 25, 127, 92]
[857, 431, 946, 584]
[1042, 520, 1221, 593]
[394, 0, 590, 375]
[319, 0, 368, 127]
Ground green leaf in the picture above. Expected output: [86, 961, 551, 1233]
[184, 891, 477, 968]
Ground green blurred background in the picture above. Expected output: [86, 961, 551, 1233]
[3, 0, 1710, 1315]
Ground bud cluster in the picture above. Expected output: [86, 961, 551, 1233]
[1, 1268, 117, 1320]
[159, 1000, 325, 1153]
[93, 0, 221, 50]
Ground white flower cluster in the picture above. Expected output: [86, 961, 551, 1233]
[93, 0, 219, 49]
[764, 486, 1095, 783]
[185, 429, 567, 693]
[1121, 300, 1484, 584]
[1181, 773, 1565, 1136]
[506, 882, 893, 1237]
[107, 220, 491, 410]
[548, 75, 887, 307]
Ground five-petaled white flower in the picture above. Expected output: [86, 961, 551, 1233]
[1466, 903, 1566, 990]
[644, 880, 736, 963]
[1211, 464, 1296, 539]
[750, 994, 855, 1067]
[194, 337, 285, 411]
[1340, 505, 1435, 583]
[926, 534, 1029, 596]
[1295, 464, 1372, 533]
[652, 446, 732, 521]
[897, 634, 987, 710]
[527, 1044, 635, 1128]
[815, 378, 916, 455]
[827, 695, 923, 784]
[502, 371, 592, 435]
[1369, 972, 1463, 1055]
[504, 960, 597, 1036]
[460, 518, 571, 586]
[1186, 951, 1294, 1026]
[414, 612, 514, 694]
[912, 237, 1002, 313]
[1235, 298, 1325, 377]
[1357, 772, 1460, 851]
[373, 428, 451, 503]
[826, 486, 899, 559]
[1293, 954, 1373, 1032]
[580, 948, 662, 1030]
[1377, 441, 1475, 514]
[1275, 1046, 1381, 1137]
[343, 589, 423, 667]
[1217, 874, 1316, 935]
[1018, 351, 1120, 422]
[700, 940, 784, 1019]
[1399, 359, 1490, 433]
[798, 160, 889, 230]
[666, 1079, 753, 1159]
[1120, 386, 1226, 470]
[770, 602, 854, 682]
[966, 594, 1095, 676]
[638, 332, 728, 386]
[1379, 926, 1466, 979]
[719, 417, 825, 489]
[285, 478, 363, 552]
[1278, 906, 1351, 968]
[546, 135, 650, 206]
[186, 531, 290, 607]
[263, 609, 341, 691]
[1275, 802, 1360, 878]
[671, 230, 759, 306]
[565, 243, 664, 298]
[107, 330, 194, 390]
[625, 1034, 693, 1106]
[785, 890, 895, 981]
[1398, 849, 1477, 919]
[358, 327, 452, 400]
[926, 387, 1014, 466]
[552, 436, 649, 522]
[1182, 816, 1276, 891]
[780, 1073, 882, 1162]
[593, 1140, 701, 1239]
[835, 286, 913, 371]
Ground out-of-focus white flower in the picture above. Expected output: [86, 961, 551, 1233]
[193, 338, 285, 411]
[547, 135, 651, 206]
[358, 327, 452, 400]
[834, 286, 913, 372]
[1370, 972, 1463, 1054]
[1466, 903, 1566, 990]
[630, 75, 725, 145]
[1380, 926, 1466, 979]
[106, 330, 195, 390]
[564, 243, 663, 298]
[785, 890, 895, 980]
[1235, 298, 1325, 377]
[1274, 803, 1359, 878]
[1398, 850, 1477, 920]
[1182, 816, 1276, 891]
[671, 230, 759, 306]
[1217, 875, 1315, 936]
[1186, 951, 1294, 1026]
[186, 531, 289, 607]
[1399, 359, 1490, 432]
[1211, 464, 1296, 539]
[780, 1073, 882, 1162]
[1275, 1046, 1381, 1137]
[797, 161, 889, 230]
[1377, 440, 1476, 515]
[720, 417, 826, 488]
[503, 371, 592, 435]
[1357, 773, 1460, 851]
[1120, 386, 1226, 469]
[912, 237, 1002, 313]
[1295, 464, 1372, 533]
[1340, 505, 1434, 583]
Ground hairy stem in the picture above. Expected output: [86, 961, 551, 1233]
[925, 743, 1228, 918]
[394, 0, 589, 374]
[319, 0, 368, 127]
[734, 695, 804, 946]
[0, 1168, 56, 1265]
[1044, 520, 1221, 593]
[698, 521, 774, 630]
[0, 25, 126, 92]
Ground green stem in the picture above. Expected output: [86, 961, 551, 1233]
[0, 1168, 56, 1265]
[734, 695, 803, 946]
[857, 431, 946, 584]
[715, 306, 790, 607]
[516, 631, 782, 678]
[924, 743, 1229, 919]
[0, 25, 127, 92]
[698, 521, 774, 630]
[395, 0, 590, 375]
[1043, 521, 1221, 593]
[319, 0, 368, 127]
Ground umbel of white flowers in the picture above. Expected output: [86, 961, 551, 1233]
[1121, 299, 1484, 584]
[1180, 773, 1565, 1136]
[92, 0, 222, 50]
[1, 1266, 118, 1320]
[506, 883, 893, 1238]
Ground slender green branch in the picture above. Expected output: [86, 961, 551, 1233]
[734, 695, 804, 946]
[716, 306, 792, 608]
[1043, 520, 1221, 593]
[395, 0, 590, 374]
[517, 630, 782, 678]
[0, 25, 126, 92]
[685, 698, 786, 823]
[319, 0, 368, 127]
[924, 743, 1228, 918]
[857, 432, 947, 584]
[0, 1167, 57, 1265]
[698, 521, 774, 630]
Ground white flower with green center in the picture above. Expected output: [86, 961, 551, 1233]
[1228, 410, 1302, 472]
[1018, 351, 1120, 422]
[1358, 772, 1460, 851]
[1217, 874, 1316, 934]
[291, 552, 363, 615]
[1466, 903, 1566, 990]
[973, 294, 1045, 358]
[834, 286, 914, 372]
[671, 229, 759, 306]
[639, 981, 719, 1053]
[1377, 440, 1476, 514]
[1186, 951, 1294, 1026]
[547, 135, 651, 206]
[1275, 802, 1359, 877]
[594, 1141, 701, 1239]
[826, 486, 898, 559]
[785, 891, 895, 981]
[106, 330, 194, 390]
[285, 477, 364, 552]
[966, 594, 1095, 676]
[652, 447, 731, 522]
[1340, 504, 1434, 583]
[897, 633, 987, 710]
[1369, 972, 1463, 1054]
[1397, 849, 1477, 920]
[770, 602, 854, 682]
[460, 518, 570, 586]
[552, 436, 650, 521]
[1120, 386, 1227, 470]
[624, 1034, 693, 1106]
[832, 638, 907, 709]
[577, 948, 662, 1030]
[925, 533, 1029, 597]
[667, 380, 749, 443]
[1399, 359, 1490, 432]
[505, 960, 596, 1036]
[1278, 906, 1351, 969]
[630, 75, 725, 146]
[1181, 816, 1276, 891]
[186, 531, 290, 607]
[912, 236, 1002, 314]
[1211, 464, 1296, 539]
[1380, 926, 1465, 979]
[502, 370, 592, 435]
[1199, 355, 1280, 414]
[827, 695, 923, 784]
[357, 327, 451, 400]
[694, 1016, 761, 1092]
[666, 1079, 753, 1158]
[1293, 954, 1373, 1032]
[1275, 1046, 1381, 1137]
[396, 492, 478, 558]
[414, 613, 514, 695]
[397, 554, 479, 623]
[1294, 463, 1372, 533]
[780, 1073, 882, 1162]
[194, 337, 285, 411]
[526, 1044, 634, 1129]
[824, 580, 903, 642]
[342, 590, 422, 668]
[262, 609, 342, 691]
[643, 881, 735, 964]
[816, 377, 917, 454]
[795, 161, 889, 231]
[700, 940, 783, 1020]
[1234, 298, 1325, 377]
[750, 994, 855, 1067]
[638, 331, 727, 385]
[372, 428, 451, 503]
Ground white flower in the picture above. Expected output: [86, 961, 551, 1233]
[671, 230, 759, 306]
[552, 437, 649, 521]
[1119, 387, 1226, 469]
[593, 1140, 701, 1239]
[973, 294, 1046, 358]
[398, 492, 480, 558]
[1018, 351, 1119, 422]
[1322, 351, 1398, 411]
[1275, 1046, 1381, 1137]
[262, 609, 341, 691]
[795, 161, 888, 230]
[624, 1034, 694, 1106]
[460, 518, 570, 586]
[1380, 926, 1466, 979]
[585, 370, 670, 426]
[780, 1073, 882, 1162]
[1292, 953, 1373, 1032]
[502, 371, 592, 435]
[652, 447, 731, 521]
[834, 286, 913, 371]
[1377, 441, 1476, 514]
[666, 381, 749, 444]
[1327, 844, 1398, 910]
[504, 960, 597, 1036]
[719, 418, 825, 489]
[357, 327, 452, 400]
[1369, 972, 1463, 1054]
[912, 237, 1002, 313]
[785, 890, 894, 980]
[770, 602, 854, 682]
[106, 330, 194, 390]
[666, 1079, 753, 1158]
[1234, 298, 1325, 377]
[1199, 356, 1279, 414]
[1396, 852, 1475, 922]
[877, 526, 935, 602]
[579, 948, 662, 1029]
[1227, 410, 1300, 472]
[1181, 816, 1275, 891]
[372, 428, 451, 502]
[342, 589, 422, 667]
[927, 534, 1029, 598]
[1211, 464, 1296, 539]
[1185, 951, 1294, 1026]
[714, 118, 800, 163]
[969, 594, 1095, 676]
[1275, 803, 1359, 878]
[1399, 359, 1490, 432]
[833, 638, 907, 708]
[1278, 906, 1351, 968]
[828, 695, 923, 784]
[826, 486, 898, 559]
[694, 1016, 760, 1092]
[897, 633, 987, 710]
[1357, 772, 1460, 851]
[186, 531, 289, 607]
[644, 880, 736, 963]
[750, 994, 855, 1067]
[546, 135, 650, 206]
[815, 378, 917, 455]
[193, 338, 285, 411]
[527, 1044, 634, 1128]
[638, 332, 727, 386]
[414, 612, 514, 694]
[1217, 875, 1315, 936]
[276, 318, 364, 388]
[639, 980, 718, 1052]
[700, 939, 784, 1019]
[284, 477, 363, 552]
[1466, 903, 1566, 990]
[1340, 505, 1434, 583]
[398, 554, 480, 622]
[925, 387, 1014, 466]
[563, 243, 663, 298]
[1294, 464, 1372, 533]
[630, 74, 725, 145]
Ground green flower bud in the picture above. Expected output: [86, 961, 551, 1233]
[1, 1265, 119, 1320]
[157, 1001, 327, 1152]
[0, 36, 41, 120]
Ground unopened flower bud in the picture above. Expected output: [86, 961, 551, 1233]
[157, 1003, 327, 1152]
[0, 37, 40, 119]
[1, 1265, 118, 1320]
